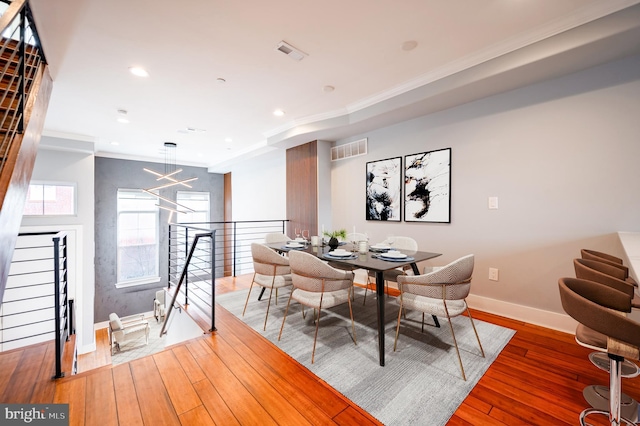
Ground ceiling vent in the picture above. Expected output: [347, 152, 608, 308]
[331, 138, 367, 161]
[276, 41, 307, 61]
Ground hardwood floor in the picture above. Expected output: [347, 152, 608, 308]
[1, 274, 639, 425]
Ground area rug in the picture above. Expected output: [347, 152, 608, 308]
[217, 287, 515, 426]
[111, 316, 166, 366]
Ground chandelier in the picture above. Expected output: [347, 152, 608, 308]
[142, 142, 197, 222]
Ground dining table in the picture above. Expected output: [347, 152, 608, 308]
[265, 240, 442, 366]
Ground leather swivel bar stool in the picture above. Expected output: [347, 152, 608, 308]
[559, 277, 640, 426]
[581, 249, 637, 287]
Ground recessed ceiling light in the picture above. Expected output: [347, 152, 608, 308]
[129, 66, 149, 77]
[117, 109, 129, 123]
[323, 85, 335, 93]
[273, 109, 285, 117]
[402, 40, 418, 51]
[224, 137, 233, 143]
[111, 141, 120, 146]
[216, 78, 226, 84]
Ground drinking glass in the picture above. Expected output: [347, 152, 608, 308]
[295, 228, 301, 240]
[387, 235, 395, 249]
[302, 229, 309, 244]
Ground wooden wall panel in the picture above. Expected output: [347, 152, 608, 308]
[223, 172, 232, 276]
[286, 141, 318, 238]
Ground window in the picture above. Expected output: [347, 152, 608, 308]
[176, 191, 210, 223]
[117, 189, 159, 286]
[23, 182, 76, 216]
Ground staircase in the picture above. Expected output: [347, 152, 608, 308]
[0, 0, 52, 303]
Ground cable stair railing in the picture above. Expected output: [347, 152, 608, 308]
[160, 229, 216, 337]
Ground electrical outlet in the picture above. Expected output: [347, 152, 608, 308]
[489, 268, 499, 281]
[488, 197, 499, 210]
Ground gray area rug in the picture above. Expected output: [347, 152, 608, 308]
[111, 316, 166, 366]
[217, 287, 515, 425]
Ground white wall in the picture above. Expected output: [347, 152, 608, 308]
[21, 139, 96, 353]
[229, 148, 287, 221]
[231, 54, 640, 332]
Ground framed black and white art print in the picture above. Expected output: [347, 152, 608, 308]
[366, 157, 401, 221]
[404, 148, 451, 223]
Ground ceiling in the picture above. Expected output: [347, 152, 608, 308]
[27, 0, 640, 172]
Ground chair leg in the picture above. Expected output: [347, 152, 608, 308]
[466, 307, 485, 358]
[580, 354, 636, 426]
[263, 287, 274, 331]
[347, 287, 357, 345]
[446, 316, 466, 381]
[311, 308, 322, 364]
[394, 300, 403, 351]
[242, 275, 256, 316]
[278, 292, 295, 341]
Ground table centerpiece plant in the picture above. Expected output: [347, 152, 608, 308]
[323, 229, 347, 250]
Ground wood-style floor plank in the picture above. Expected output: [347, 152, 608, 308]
[195, 350, 280, 426]
[85, 368, 118, 426]
[153, 349, 202, 416]
[53, 376, 86, 426]
[192, 379, 241, 426]
[2, 342, 48, 403]
[129, 356, 181, 425]
[178, 405, 215, 426]
[6, 273, 640, 425]
[111, 363, 144, 426]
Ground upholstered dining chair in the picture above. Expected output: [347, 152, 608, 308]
[244, 243, 292, 330]
[573, 258, 640, 308]
[394, 254, 483, 380]
[278, 250, 357, 363]
[264, 232, 291, 244]
[366, 235, 418, 301]
[108, 312, 150, 355]
[329, 232, 369, 301]
[558, 277, 640, 426]
[581, 249, 637, 287]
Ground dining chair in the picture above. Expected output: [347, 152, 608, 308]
[264, 232, 291, 244]
[558, 277, 640, 425]
[366, 235, 418, 301]
[329, 232, 369, 301]
[278, 250, 357, 363]
[581, 249, 637, 287]
[244, 243, 292, 330]
[394, 254, 483, 380]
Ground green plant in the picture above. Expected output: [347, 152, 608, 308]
[323, 229, 347, 240]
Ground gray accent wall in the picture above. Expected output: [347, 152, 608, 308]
[94, 157, 224, 322]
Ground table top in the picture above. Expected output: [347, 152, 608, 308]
[265, 242, 441, 272]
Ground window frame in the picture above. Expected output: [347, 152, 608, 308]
[23, 181, 77, 217]
[115, 188, 160, 288]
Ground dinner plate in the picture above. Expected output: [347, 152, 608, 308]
[323, 253, 357, 260]
[329, 250, 352, 257]
[370, 244, 390, 250]
[285, 242, 303, 248]
[380, 251, 407, 259]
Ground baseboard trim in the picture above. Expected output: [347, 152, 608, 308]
[466, 293, 578, 334]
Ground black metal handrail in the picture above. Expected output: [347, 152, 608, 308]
[161, 230, 216, 336]
[164, 219, 288, 334]
[0, 0, 47, 174]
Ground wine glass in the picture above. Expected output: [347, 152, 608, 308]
[302, 229, 309, 245]
[295, 228, 301, 240]
[386, 235, 395, 250]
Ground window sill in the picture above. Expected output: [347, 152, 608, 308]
[116, 276, 160, 289]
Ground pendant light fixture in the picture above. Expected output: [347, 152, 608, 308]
[142, 142, 197, 222]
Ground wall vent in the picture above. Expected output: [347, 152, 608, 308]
[276, 41, 307, 61]
[331, 138, 367, 161]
